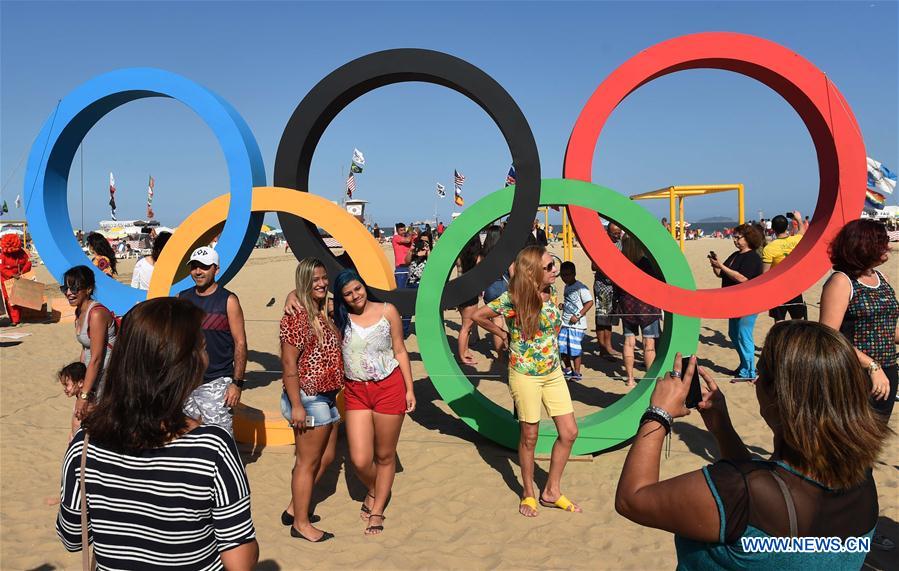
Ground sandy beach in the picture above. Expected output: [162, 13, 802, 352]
[1, 237, 896, 570]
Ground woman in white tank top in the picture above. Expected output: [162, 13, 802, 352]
[332, 270, 415, 536]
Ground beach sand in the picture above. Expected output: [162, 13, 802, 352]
[1, 238, 896, 570]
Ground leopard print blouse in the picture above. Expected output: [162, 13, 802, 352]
[279, 307, 344, 395]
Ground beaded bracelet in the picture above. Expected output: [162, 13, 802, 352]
[640, 407, 673, 458]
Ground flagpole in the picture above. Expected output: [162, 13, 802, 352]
[80, 143, 84, 243]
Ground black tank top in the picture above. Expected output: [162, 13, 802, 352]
[179, 285, 235, 381]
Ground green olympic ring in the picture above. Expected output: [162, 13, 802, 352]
[416, 179, 700, 455]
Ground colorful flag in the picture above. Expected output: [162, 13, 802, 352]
[1, 200, 7, 215]
[346, 173, 356, 198]
[454, 188, 464, 207]
[454, 169, 465, 189]
[352, 148, 365, 166]
[866, 157, 896, 210]
[505, 165, 516, 187]
[109, 172, 117, 221]
[350, 163, 363, 174]
[147, 175, 155, 219]
[436, 183, 446, 198]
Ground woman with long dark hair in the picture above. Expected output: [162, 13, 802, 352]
[471, 246, 581, 517]
[86, 232, 117, 276]
[57, 297, 258, 569]
[820, 219, 898, 420]
[279, 258, 343, 542]
[616, 321, 891, 567]
[62, 265, 116, 424]
[333, 269, 415, 535]
[456, 234, 484, 365]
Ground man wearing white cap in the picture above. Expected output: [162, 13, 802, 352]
[178, 246, 248, 434]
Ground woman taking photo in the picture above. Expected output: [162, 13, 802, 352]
[63, 266, 116, 423]
[57, 297, 258, 569]
[708, 223, 764, 379]
[333, 269, 415, 536]
[279, 258, 343, 542]
[615, 321, 890, 568]
[472, 246, 582, 517]
[820, 219, 898, 420]
[86, 232, 117, 276]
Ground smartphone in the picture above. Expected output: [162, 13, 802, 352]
[708, 251, 717, 260]
[786, 212, 795, 220]
[682, 355, 702, 409]
[305, 416, 315, 427]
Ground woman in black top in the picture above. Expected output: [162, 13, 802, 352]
[709, 223, 764, 379]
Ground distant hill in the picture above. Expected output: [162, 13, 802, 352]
[696, 216, 737, 223]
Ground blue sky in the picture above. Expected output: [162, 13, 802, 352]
[2, 1, 896, 231]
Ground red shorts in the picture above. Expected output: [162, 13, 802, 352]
[344, 367, 407, 415]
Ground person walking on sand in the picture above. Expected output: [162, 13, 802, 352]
[471, 246, 582, 517]
[279, 258, 344, 542]
[332, 269, 416, 536]
[178, 247, 247, 434]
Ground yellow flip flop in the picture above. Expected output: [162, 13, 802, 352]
[539, 494, 580, 512]
[519, 496, 539, 516]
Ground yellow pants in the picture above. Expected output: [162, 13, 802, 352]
[508, 366, 574, 423]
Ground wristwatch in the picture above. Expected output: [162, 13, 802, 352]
[231, 379, 245, 389]
[867, 361, 881, 376]
[78, 391, 91, 400]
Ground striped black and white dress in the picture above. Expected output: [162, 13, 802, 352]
[57, 426, 255, 570]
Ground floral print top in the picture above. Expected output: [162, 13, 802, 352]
[488, 286, 562, 376]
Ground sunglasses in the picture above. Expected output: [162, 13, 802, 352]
[733, 234, 744, 240]
[59, 284, 82, 295]
[543, 261, 555, 272]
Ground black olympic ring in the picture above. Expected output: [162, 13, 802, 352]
[274, 48, 541, 315]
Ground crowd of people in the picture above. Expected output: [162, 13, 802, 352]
[50, 210, 896, 567]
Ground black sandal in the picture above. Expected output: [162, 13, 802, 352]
[365, 513, 386, 535]
[281, 510, 320, 526]
[290, 526, 334, 542]
[360, 492, 376, 518]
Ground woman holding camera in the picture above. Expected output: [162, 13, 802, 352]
[709, 224, 764, 379]
[616, 321, 889, 568]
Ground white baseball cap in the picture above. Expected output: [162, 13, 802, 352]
[187, 246, 219, 267]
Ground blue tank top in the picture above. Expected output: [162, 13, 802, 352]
[179, 285, 235, 381]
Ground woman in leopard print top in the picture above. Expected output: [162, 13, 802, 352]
[279, 258, 344, 542]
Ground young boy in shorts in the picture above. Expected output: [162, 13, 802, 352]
[559, 262, 593, 380]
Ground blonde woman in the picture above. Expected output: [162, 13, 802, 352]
[279, 258, 343, 542]
[472, 245, 582, 517]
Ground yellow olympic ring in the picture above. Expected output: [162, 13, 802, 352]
[148, 186, 396, 300]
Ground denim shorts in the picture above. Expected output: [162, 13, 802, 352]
[280, 389, 341, 427]
[623, 319, 661, 338]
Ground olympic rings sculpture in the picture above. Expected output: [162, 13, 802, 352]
[23, 32, 867, 454]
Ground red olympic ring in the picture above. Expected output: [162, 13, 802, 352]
[564, 32, 867, 318]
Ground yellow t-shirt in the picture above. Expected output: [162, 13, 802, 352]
[762, 234, 803, 267]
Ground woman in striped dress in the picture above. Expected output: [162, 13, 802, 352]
[57, 297, 257, 570]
